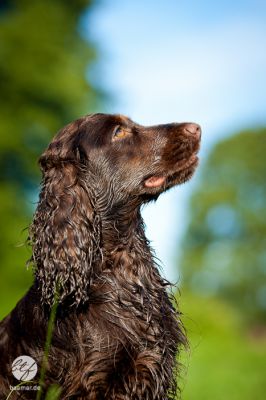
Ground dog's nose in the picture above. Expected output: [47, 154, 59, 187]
[184, 123, 201, 139]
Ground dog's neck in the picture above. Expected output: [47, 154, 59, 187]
[85, 171, 149, 253]
[96, 196, 145, 253]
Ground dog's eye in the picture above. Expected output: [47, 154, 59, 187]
[112, 126, 130, 141]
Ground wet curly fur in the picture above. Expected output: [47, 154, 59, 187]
[0, 113, 201, 399]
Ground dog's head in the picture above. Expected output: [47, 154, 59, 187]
[40, 113, 201, 202]
[34, 114, 201, 306]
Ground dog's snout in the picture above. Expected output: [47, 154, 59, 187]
[184, 123, 201, 139]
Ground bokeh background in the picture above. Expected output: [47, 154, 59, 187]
[0, 0, 266, 398]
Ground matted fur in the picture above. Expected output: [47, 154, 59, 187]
[0, 113, 201, 399]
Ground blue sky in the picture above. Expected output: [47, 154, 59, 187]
[83, 0, 266, 281]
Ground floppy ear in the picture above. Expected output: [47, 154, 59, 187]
[29, 119, 101, 307]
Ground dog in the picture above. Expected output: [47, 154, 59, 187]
[0, 113, 201, 399]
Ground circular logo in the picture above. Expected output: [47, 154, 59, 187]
[11, 355, 38, 381]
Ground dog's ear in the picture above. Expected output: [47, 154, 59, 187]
[29, 117, 101, 308]
[38, 117, 89, 171]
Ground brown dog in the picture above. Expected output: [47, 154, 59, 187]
[0, 114, 201, 399]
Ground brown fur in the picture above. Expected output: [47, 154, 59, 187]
[0, 114, 201, 399]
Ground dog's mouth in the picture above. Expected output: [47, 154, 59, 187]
[166, 153, 199, 186]
[144, 175, 167, 188]
[143, 153, 199, 189]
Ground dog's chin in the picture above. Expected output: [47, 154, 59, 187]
[143, 154, 199, 195]
[166, 154, 199, 188]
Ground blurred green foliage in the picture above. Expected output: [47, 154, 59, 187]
[180, 128, 266, 323]
[44, 384, 61, 400]
[1, 2, 265, 397]
[179, 291, 266, 399]
[0, 0, 103, 318]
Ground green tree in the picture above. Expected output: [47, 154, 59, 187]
[0, 0, 103, 317]
[180, 128, 266, 323]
